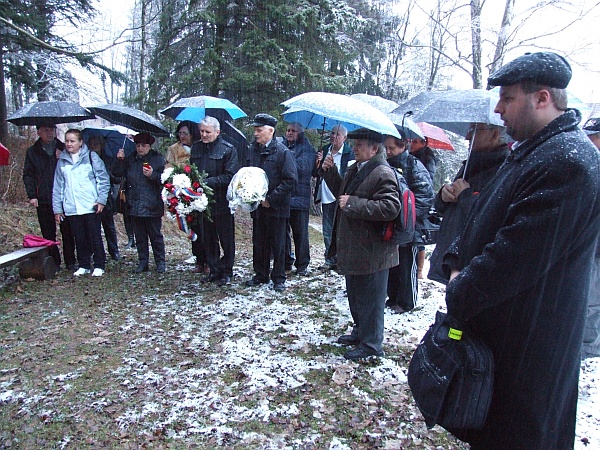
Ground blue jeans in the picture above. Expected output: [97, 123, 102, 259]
[321, 201, 337, 265]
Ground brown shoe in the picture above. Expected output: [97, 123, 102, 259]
[192, 265, 203, 273]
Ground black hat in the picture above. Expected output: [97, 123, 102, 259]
[347, 128, 383, 143]
[133, 132, 155, 145]
[249, 113, 277, 128]
[487, 52, 572, 89]
[583, 117, 600, 136]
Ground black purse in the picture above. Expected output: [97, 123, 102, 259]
[407, 311, 494, 434]
[415, 216, 440, 245]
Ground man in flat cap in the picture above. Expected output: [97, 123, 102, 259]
[321, 128, 400, 360]
[443, 52, 600, 449]
[115, 133, 167, 273]
[241, 114, 297, 292]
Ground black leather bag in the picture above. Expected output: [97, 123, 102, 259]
[414, 217, 440, 245]
[408, 311, 494, 433]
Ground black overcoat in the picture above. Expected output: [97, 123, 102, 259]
[444, 110, 600, 449]
[428, 144, 509, 285]
[113, 149, 166, 218]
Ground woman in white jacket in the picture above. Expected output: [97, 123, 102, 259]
[53, 129, 110, 277]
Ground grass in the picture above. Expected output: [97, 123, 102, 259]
[0, 204, 468, 449]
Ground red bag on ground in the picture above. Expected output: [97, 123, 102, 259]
[23, 234, 60, 248]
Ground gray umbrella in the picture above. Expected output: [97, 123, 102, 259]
[88, 104, 169, 137]
[7, 101, 94, 126]
[349, 94, 424, 139]
[393, 89, 504, 137]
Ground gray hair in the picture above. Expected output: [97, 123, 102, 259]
[200, 116, 220, 131]
[288, 122, 304, 133]
[332, 124, 348, 137]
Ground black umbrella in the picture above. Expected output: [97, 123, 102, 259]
[221, 120, 249, 158]
[7, 101, 94, 126]
[88, 104, 169, 137]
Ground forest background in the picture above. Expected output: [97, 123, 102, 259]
[1, 0, 600, 197]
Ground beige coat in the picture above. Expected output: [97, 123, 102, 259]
[166, 142, 191, 166]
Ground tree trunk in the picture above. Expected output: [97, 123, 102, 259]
[470, 0, 482, 89]
[0, 48, 8, 143]
[489, 0, 516, 77]
[138, 0, 147, 110]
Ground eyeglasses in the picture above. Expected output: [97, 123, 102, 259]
[468, 125, 496, 133]
[177, 131, 190, 136]
[286, 129, 299, 133]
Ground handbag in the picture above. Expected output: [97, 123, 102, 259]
[407, 311, 494, 433]
[23, 234, 60, 248]
[414, 216, 440, 245]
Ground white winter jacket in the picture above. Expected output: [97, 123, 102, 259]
[52, 145, 110, 216]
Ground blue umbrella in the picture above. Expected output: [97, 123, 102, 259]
[82, 126, 136, 158]
[160, 96, 247, 123]
[281, 92, 401, 138]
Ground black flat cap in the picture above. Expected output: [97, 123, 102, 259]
[249, 113, 277, 128]
[347, 128, 383, 143]
[487, 52, 572, 89]
[583, 117, 600, 136]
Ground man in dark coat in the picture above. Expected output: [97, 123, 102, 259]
[114, 133, 166, 273]
[242, 114, 297, 292]
[321, 128, 400, 360]
[23, 123, 76, 270]
[428, 123, 509, 285]
[383, 131, 434, 314]
[190, 116, 239, 286]
[582, 116, 600, 359]
[443, 52, 600, 449]
[284, 122, 316, 275]
[314, 124, 353, 270]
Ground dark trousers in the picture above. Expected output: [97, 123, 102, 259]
[252, 212, 287, 285]
[204, 212, 235, 277]
[387, 245, 418, 311]
[345, 269, 388, 353]
[131, 216, 165, 267]
[36, 203, 76, 267]
[321, 201, 337, 265]
[286, 209, 310, 271]
[68, 213, 106, 270]
[122, 211, 134, 241]
[100, 209, 119, 258]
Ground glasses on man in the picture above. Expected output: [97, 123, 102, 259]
[177, 131, 190, 136]
[468, 124, 495, 133]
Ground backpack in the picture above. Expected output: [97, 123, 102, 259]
[382, 167, 416, 246]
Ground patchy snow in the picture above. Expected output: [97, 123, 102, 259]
[0, 247, 598, 448]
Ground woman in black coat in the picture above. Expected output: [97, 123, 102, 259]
[114, 133, 166, 273]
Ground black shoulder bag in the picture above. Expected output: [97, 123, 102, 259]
[407, 311, 494, 434]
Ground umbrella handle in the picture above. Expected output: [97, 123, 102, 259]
[463, 129, 476, 181]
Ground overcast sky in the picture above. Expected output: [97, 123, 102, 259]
[68, 0, 600, 105]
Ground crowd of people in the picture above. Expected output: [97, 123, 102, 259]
[21, 50, 600, 450]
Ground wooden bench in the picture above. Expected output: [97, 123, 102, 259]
[0, 247, 58, 281]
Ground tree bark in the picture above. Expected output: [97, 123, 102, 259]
[489, 0, 516, 77]
[0, 48, 8, 143]
[470, 0, 482, 89]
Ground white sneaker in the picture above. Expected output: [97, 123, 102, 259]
[91, 268, 105, 277]
[73, 268, 91, 276]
